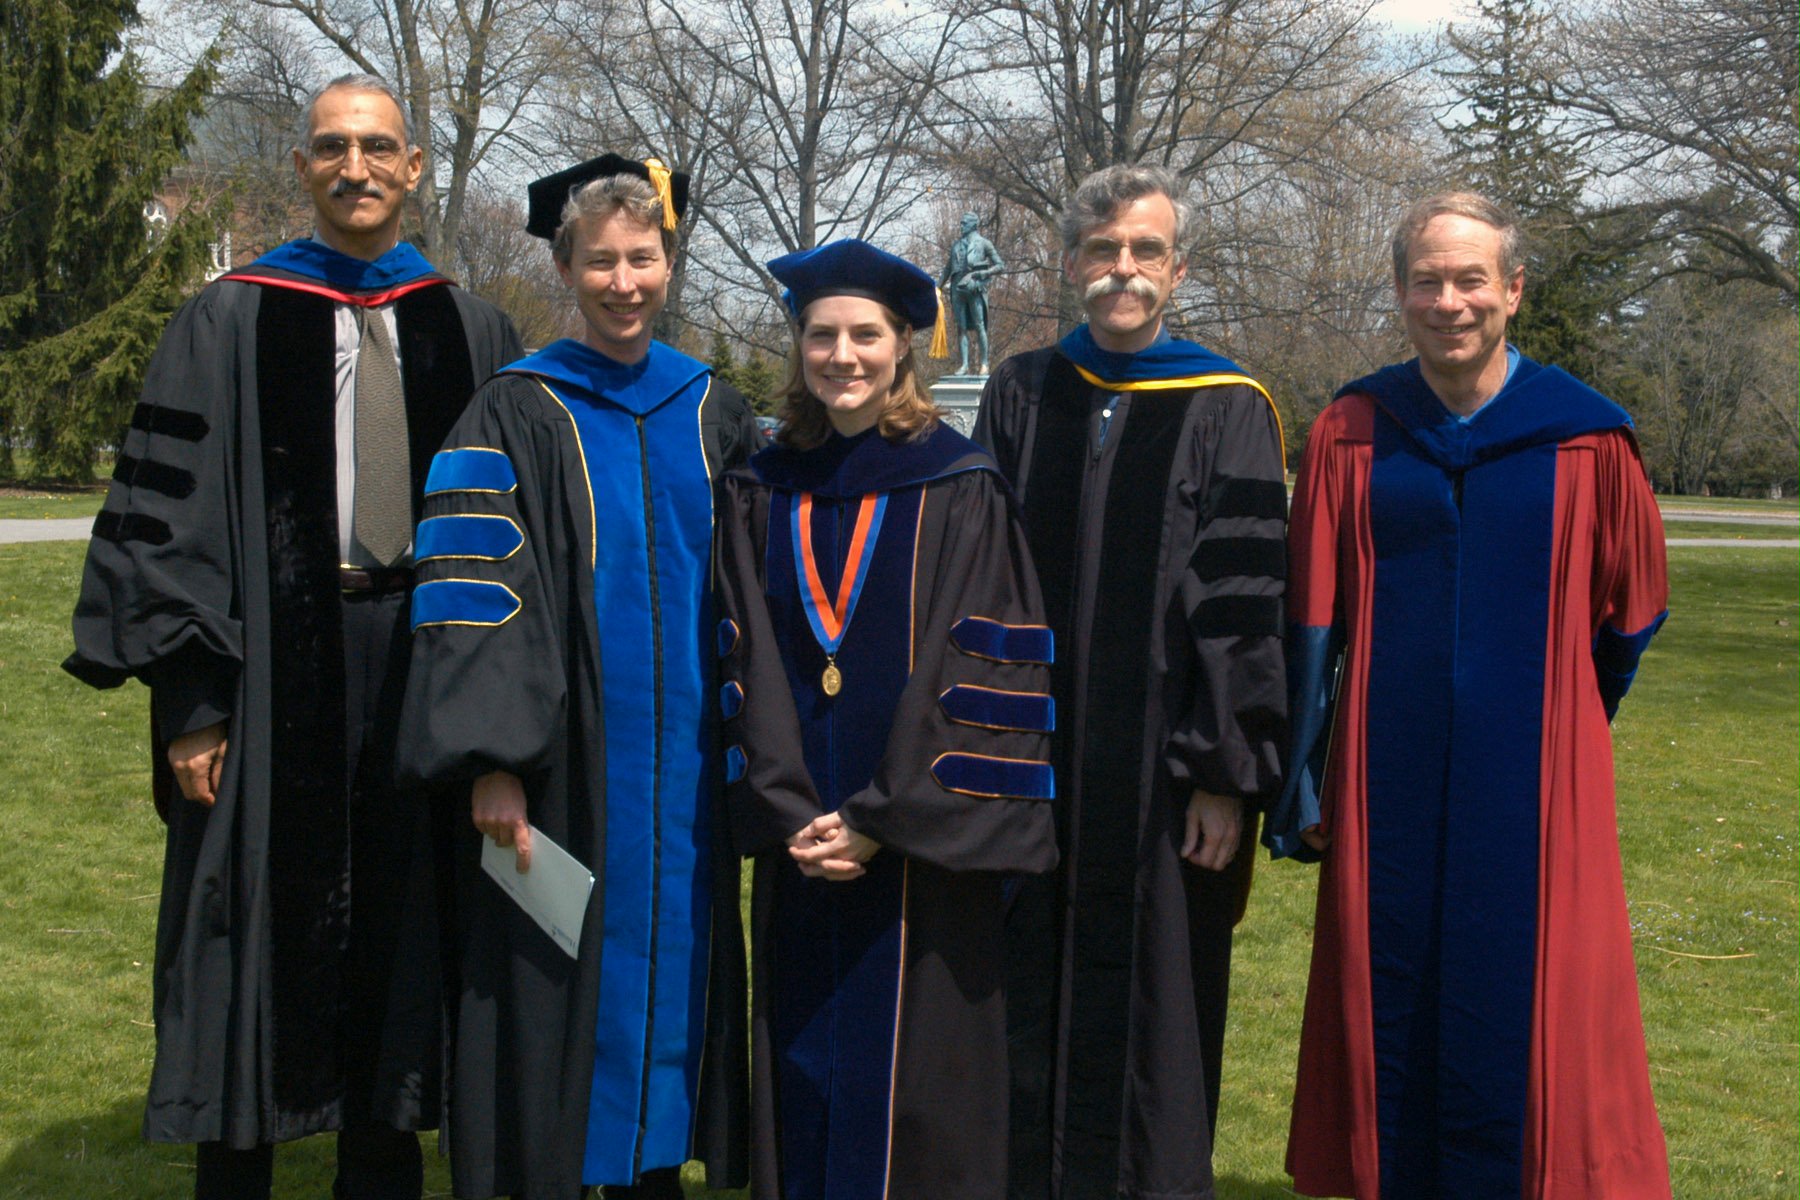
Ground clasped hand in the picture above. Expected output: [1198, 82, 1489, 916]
[788, 811, 880, 881]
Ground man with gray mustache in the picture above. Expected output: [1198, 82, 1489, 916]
[975, 163, 1287, 1199]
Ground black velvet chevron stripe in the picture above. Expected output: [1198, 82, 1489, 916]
[1205, 476, 1288, 522]
[112, 454, 197, 499]
[939, 684, 1055, 733]
[1190, 535, 1287, 582]
[92, 509, 173, 546]
[129, 402, 209, 442]
[1189, 593, 1284, 638]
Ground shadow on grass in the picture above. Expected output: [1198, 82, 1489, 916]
[0, 1096, 406, 1199]
[1215, 1172, 1305, 1199]
[0, 1096, 195, 1200]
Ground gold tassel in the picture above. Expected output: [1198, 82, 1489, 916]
[645, 158, 677, 230]
[929, 289, 950, 359]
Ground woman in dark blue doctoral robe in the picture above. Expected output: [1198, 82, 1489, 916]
[716, 240, 1058, 1200]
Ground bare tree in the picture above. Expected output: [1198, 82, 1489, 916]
[154, 0, 574, 262]
[454, 192, 570, 347]
[1545, 0, 1798, 301]
[913, 0, 1433, 312]
[535, 0, 960, 353]
[1623, 274, 1790, 494]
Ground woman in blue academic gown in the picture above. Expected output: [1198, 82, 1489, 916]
[714, 239, 1059, 1200]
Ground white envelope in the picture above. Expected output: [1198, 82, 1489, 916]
[480, 826, 595, 959]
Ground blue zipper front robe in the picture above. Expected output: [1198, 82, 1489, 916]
[396, 338, 757, 1197]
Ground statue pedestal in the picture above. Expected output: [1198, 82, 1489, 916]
[933, 373, 986, 437]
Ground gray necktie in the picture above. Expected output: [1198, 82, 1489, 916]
[353, 307, 411, 566]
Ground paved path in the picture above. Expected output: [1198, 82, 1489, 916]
[1666, 537, 1798, 548]
[0, 518, 94, 544]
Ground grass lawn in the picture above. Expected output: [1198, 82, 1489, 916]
[1662, 519, 1798, 540]
[1656, 495, 1799, 516]
[0, 489, 105, 521]
[1, 541, 1793, 1198]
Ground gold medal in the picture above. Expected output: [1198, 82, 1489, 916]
[821, 661, 843, 696]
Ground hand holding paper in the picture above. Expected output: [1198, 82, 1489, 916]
[479, 825, 595, 959]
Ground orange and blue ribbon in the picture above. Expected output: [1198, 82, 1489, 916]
[791, 491, 887, 656]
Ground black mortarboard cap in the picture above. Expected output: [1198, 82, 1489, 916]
[524, 153, 689, 240]
[766, 239, 942, 334]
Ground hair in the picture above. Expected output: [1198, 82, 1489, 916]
[550, 174, 679, 264]
[1056, 163, 1193, 256]
[296, 73, 414, 153]
[1391, 191, 1523, 282]
[774, 301, 941, 450]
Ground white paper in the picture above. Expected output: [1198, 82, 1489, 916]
[480, 826, 595, 959]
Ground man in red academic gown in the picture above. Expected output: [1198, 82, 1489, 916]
[1266, 192, 1672, 1199]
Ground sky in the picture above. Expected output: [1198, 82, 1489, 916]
[1368, 0, 1473, 33]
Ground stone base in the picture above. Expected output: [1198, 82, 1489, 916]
[932, 373, 987, 437]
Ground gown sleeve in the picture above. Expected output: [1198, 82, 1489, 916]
[1162, 384, 1288, 806]
[714, 473, 830, 855]
[1589, 428, 1669, 719]
[1264, 403, 1348, 861]
[395, 378, 573, 784]
[64, 289, 244, 740]
[717, 467, 1061, 875]
[834, 469, 1059, 874]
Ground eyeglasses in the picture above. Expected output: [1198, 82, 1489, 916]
[1077, 237, 1176, 270]
[307, 136, 405, 167]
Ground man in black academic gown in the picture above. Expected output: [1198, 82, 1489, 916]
[975, 163, 1287, 1200]
[65, 73, 520, 1199]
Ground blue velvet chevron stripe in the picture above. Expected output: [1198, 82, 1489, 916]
[424, 447, 518, 495]
[931, 752, 1055, 800]
[410, 579, 521, 628]
[720, 681, 744, 721]
[716, 618, 740, 658]
[950, 616, 1054, 665]
[414, 514, 523, 562]
[939, 684, 1055, 733]
[1593, 611, 1668, 720]
[724, 744, 747, 783]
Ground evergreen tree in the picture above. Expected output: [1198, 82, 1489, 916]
[1439, 0, 1632, 378]
[708, 329, 781, 416]
[0, 0, 221, 479]
[736, 353, 779, 417]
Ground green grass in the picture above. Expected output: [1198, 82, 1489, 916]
[1656, 495, 1799, 516]
[0, 489, 105, 520]
[1663, 519, 1798, 540]
[1, 542, 1793, 1197]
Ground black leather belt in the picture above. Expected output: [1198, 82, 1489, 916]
[339, 565, 415, 593]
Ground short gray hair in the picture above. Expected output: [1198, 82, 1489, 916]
[297, 73, 415, 153]
[1391, 192, 1523, 282]
[1057, 163, 1193, 255]
[549, 174, 678, 265]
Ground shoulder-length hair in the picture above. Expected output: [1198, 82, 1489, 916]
[774, 301, 942, 449]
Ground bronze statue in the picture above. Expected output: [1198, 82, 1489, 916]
[939, 213, 1004, 375]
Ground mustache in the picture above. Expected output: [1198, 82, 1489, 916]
[1084, 273, 1160, 303]
[330, 179, 385, 199]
